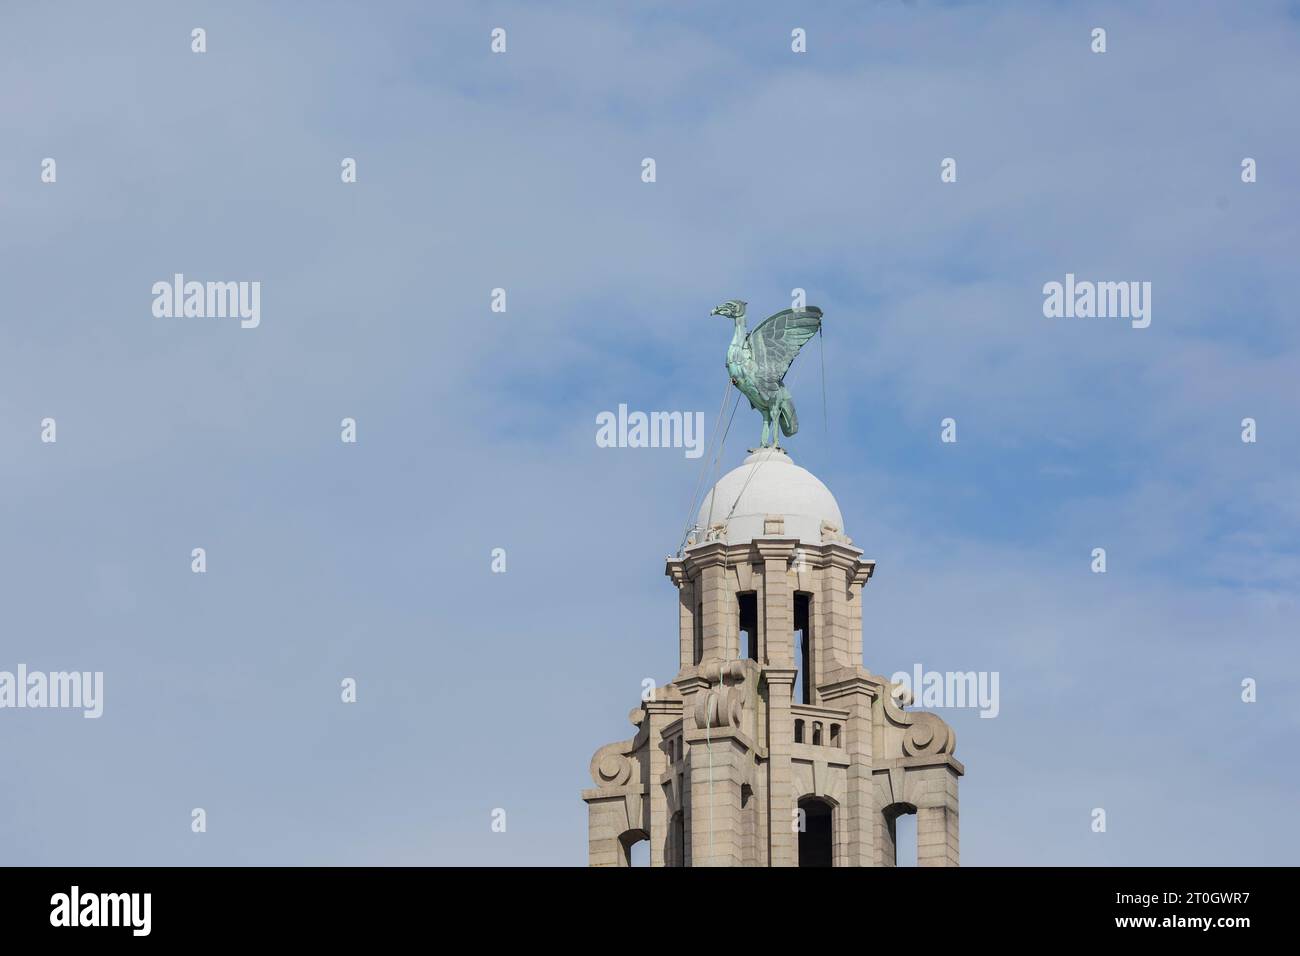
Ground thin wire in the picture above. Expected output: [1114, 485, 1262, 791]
[819, 325, 830, 472]
[678, 391, 739, 555]
[677, 380, 734, 554]
[687, 379, 732, 522]
[705, 664, 716, 865]
[701, 391, 741, 540]
[723, 445, 770, 524]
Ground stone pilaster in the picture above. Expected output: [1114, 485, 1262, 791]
[764, 667, 797, 866]
[917, 805, 959, 867]
[666, 560, 695, 670]
[756, 540, 797, 665]
[849, 556, 875, 664]
[878, 806, 899, 867]
[685, 730, 748, 866]
[645, 702, 678, 867]
[821, 675, 877, 867]
[822, 547, 858, 671]
[914, 763, 961, 867]
[685, 544, 732, 666]
[586, 794, 633, 867]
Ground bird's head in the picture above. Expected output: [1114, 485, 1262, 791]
[710, 299, 747, 320]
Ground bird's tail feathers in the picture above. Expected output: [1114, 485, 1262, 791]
[780, 399, 798, 437]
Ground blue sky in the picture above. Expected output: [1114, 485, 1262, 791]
[1, 0, 1297, 865]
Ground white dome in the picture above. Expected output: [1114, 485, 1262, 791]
[693, 448, 845, 547]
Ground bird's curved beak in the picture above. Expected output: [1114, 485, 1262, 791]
[710, 307, 721, 316]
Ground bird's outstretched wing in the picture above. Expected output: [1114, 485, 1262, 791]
[748, 307, 823, 397]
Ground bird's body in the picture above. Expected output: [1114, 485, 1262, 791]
[712, 299, 823, 448]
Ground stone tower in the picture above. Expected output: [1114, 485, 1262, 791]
[582, 448, 963, 866]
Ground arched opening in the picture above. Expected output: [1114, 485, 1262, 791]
[620, 828, 650, 867]
[797, 797, 834, 868]
[884, 803, 918, 867]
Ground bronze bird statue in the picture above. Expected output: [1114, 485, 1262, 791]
[711, 299, 823, 448]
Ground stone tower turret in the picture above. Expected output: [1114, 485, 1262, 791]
[582, 448, 963, 866]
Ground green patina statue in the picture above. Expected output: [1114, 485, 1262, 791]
[711, 299, 823, 448]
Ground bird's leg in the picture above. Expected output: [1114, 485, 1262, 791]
[760, 413, 770, 448]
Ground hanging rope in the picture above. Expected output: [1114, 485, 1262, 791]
[676, 380, 730, 553]
[704, 662, 717, 865]
[720, 441, 770, 526]
[700, 391, 740, 540]
[819, 325, 830, 473]
[678, 384, 740, 555]
[689, 380, 732, 513]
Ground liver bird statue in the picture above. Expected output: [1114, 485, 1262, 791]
[711, 299, 823, 448]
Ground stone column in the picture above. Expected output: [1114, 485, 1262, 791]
[666, 561, 695, 671]
[879, 808, 900, 867]
[822, 677, 877, 867]
[823, 547, 857, 671]
[645, 701, 678, 867]
[756, 539, 797, 866]
[757, 540, 796, 666]
[849, 558, 874, 664]
[685, 730, 747, 866]
[764, 668, 797, 866]
[586, 795, 630, 867]
[807, 559, 827, 689]
[675, 675, 708, 865]
[915, 765, 961, 867]
[872, 770, 899, 866]
[688, 544, 731, 666]
[917, 806, 958, 867]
